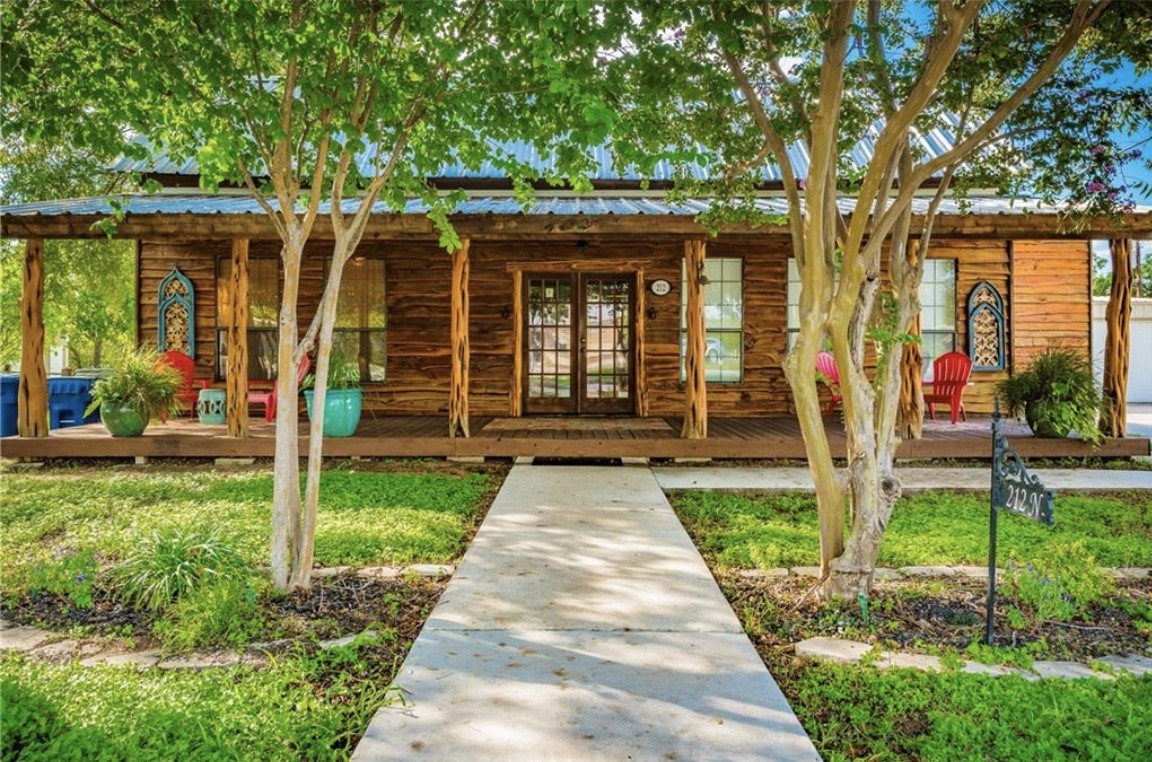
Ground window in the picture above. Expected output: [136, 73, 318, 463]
[680, 257, 743, 383]
[786, 258, 957, 377]
[326, 256, 386, 383]
[216, 256, 280, 380]
[920, 259, 957, 377]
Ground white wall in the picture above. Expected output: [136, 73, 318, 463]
[1092, 296, 1152, 403]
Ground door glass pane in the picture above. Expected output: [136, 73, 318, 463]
[527, 278, 573, 399]
[583, 277, 630, 401]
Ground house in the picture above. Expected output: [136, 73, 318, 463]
[3, 145, 1150, 460]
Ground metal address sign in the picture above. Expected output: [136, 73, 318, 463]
[986, 400, 1055, 645]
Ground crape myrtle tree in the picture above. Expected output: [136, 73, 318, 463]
[590, 0, 1150, 597]
[4, 0, 612, 590]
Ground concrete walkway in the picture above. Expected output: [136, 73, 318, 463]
[655, 466, 1152, 492]
[352, 466, 820, 761]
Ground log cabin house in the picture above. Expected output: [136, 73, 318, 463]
[2, 146, 1150, 461]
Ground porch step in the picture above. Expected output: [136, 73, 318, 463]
[351, 466, 819, 761]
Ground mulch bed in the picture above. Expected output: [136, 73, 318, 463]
[722, 573, 1152, 664]
[2, 573, 446, 649]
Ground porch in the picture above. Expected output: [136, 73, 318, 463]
[2, 415, 1147, 461]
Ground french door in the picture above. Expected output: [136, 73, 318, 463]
[523, 273, 634, 415]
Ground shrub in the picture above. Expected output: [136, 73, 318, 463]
[997, 347, 1102, 443]
[153, 576, 267, 652]
[1007, 540, 1113, 622]
[26, 549, 98, 609]
[114, 529, 251, 612]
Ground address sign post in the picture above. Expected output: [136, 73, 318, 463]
[986, 399, 1055, 645]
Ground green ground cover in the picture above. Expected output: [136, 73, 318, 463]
[1, 462, 499, 593]
[773, 658, 1152, 762]
[671, 490, 1152, 570]
[1, 634, 397, 762]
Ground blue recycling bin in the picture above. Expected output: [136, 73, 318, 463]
[0, 374, 18, 437]
[48, 376, 99, 429]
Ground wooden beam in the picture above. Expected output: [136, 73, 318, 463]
[449, 239, 471, 438]
[1102, 238, 1132, 438]
[18, 238, 48, 438]
[8, 210, 1152, 242]
[897, 240, 924, 439]
[634, 270, 649, 417]
[510, 270, 523, 417]
[681, 240, 707, 439]
[226, 239, 250, 437]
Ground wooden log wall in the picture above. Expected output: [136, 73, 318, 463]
[135, 235, 1091, 420]
[1011, 240, 1092, 369]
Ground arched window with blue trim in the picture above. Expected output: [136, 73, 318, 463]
[967, 281, 1004, 371]
[158, 267, 195, 357]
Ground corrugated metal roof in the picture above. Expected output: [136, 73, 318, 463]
[109, 120, 965, 183]
[5, 192, 1135, 219]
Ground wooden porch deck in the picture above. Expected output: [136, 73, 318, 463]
[2, 415, 1147, 461]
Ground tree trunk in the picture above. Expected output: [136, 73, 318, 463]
[18, 238, 48, 438]
[270, 242, 304, 591]
[449, 239, 470, 438]
[681, 239, 708, 439]
[1101, 238, 1132, 438]
[226, 239, 250, 438]
[897, 311, 924, 439]
[91, 338, 103, 369]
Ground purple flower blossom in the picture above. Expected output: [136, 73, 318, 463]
[798, 178, 808, 191]
[1104, 164, 1115, 174]
[1131, 150, 1143, 160]
[1085, 181, 1107, 193]
[1091, 145, 1107, 155]
[674, 28, 685, 40]
[1107, 191, 1119, 201]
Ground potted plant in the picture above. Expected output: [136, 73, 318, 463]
[84, 349, 183, 437]
[302, 353, 362, 437]
[997, 347, 1102, 444]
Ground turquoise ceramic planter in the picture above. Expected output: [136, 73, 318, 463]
[100, 401, 149, 437]
[303, 388, 362, 437]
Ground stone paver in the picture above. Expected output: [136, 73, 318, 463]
[1031, 661, 1114, 681]
[31, 640, 104, 661]
[899, 566, 955, 577]
[353, 466, 820, 761]
[80, 649, 163, 668]
[873, 652, 943, 672]
[795, 637, 872, 663]
[0, 626, 53, 652]
[654, 466, 1152, 492]
[406, 564, 455, 577]
[961, 661, 1026, 678]
[1095, 654, 1152, 677]
[790, 566, 822, 578]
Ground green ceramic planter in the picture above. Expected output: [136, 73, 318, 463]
[1025, 401, 1071, 439]
[100, 401, 149, 437]
[303, 388, 362, 438]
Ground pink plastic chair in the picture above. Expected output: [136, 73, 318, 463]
[248, 355, 311, 422]
[924, 351, 973, 425]
[815, 351, 843, 418]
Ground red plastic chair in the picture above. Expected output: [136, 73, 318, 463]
[161, 350, 209, 416]
[924, 351, 973, 425]
[815, 351, 843, 418]
[249, 355, 311, 422]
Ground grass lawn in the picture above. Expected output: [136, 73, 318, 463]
[0, 459, 507, 761]
[773, 658, 1152, 761]
[1, 460, 504, 592]
[670, 489, 1152, 570]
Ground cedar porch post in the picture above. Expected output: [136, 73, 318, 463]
[897, 240, 924, 439]
[681, 239, 707, 439]
[510, 270, 523, 417]
[1101, 238, 1132, 438]
[226, 239, 250, 437]
[449, 239, 470, 438]
[18, 238, 48, 438]
[634, 269, 649, 417]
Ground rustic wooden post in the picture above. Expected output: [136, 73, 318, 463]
[510, 269, 523, 417]
[897, 240, 924, 439]
[18, 239, 49, 438]
[681, 240, 707, 438]
[449, 239, 470, 438]
[226, 239, 250, 437]
[1102, 238, 1132, 438]
[634, 270, 649, 417]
